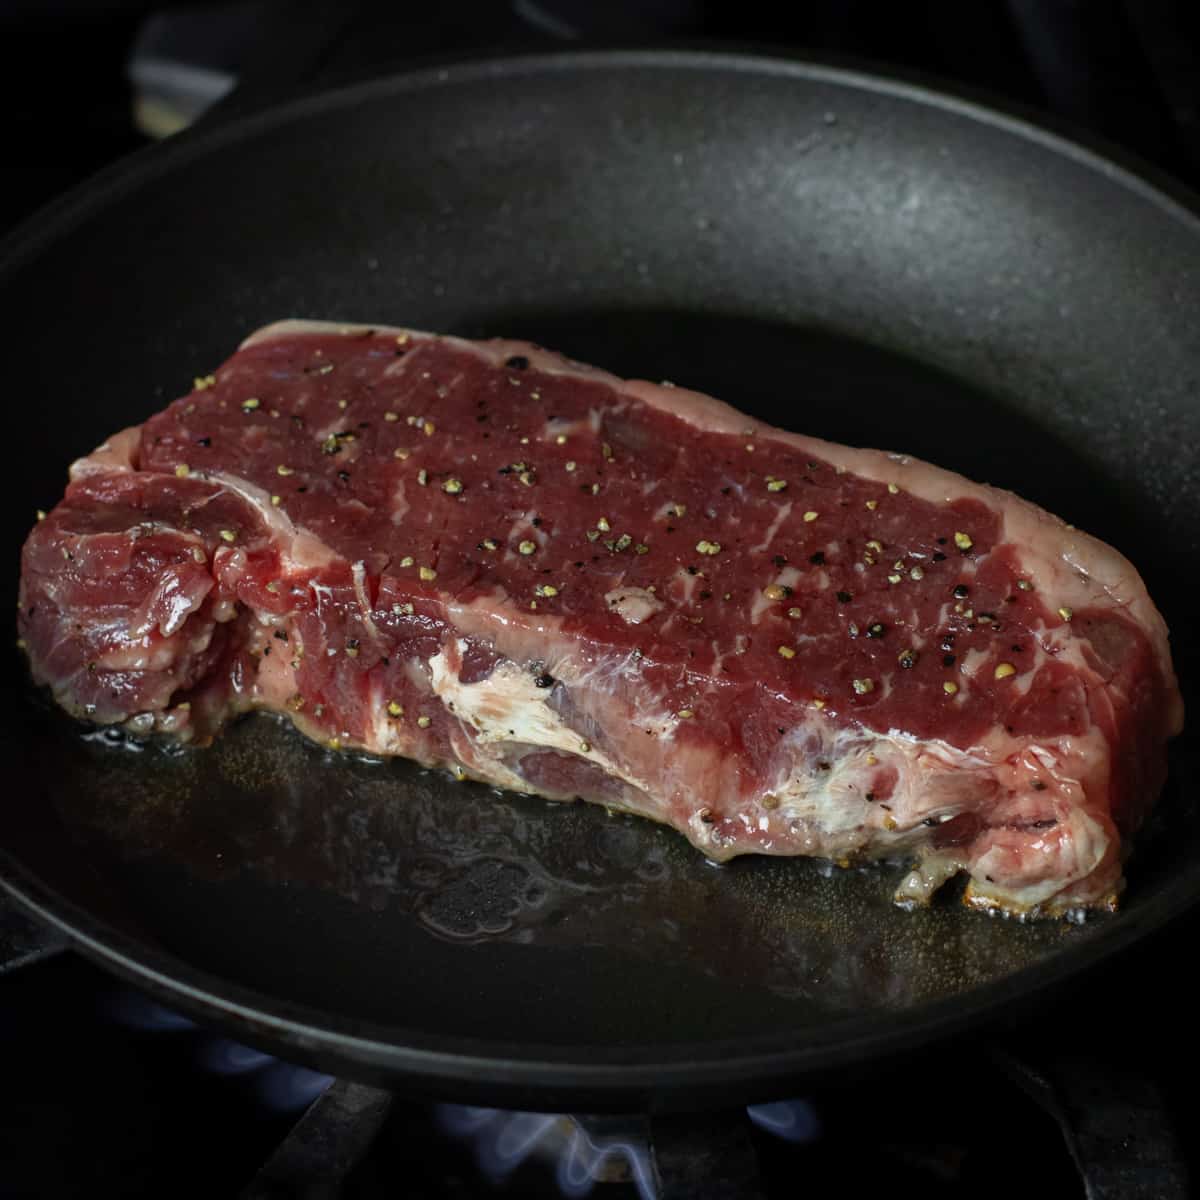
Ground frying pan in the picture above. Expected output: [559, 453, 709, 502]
[1, 50, 1199, 1113]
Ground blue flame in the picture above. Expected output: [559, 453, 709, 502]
[556, 1123, 657, 1200]
[105, 988, 197, 1032]
[486, 1112, 562, 1177]
[439, 1096, 821, 1197]
[746, 1099, 821, 1143]
[436, 1105, 657, 1199]
[199, 1037, 276, 1076]
[103, 987, 330, 1113]
[255, 1061, 334, 1112]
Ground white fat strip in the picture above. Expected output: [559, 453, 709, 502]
[308, 579, 335, 621]
[748, 565, 803, 626]
[605, 587, 663, 625]
[764, 718, 993, 852]
[750, 501, 793, 554]
[541, 415, 590, 442]
[768, 723, 906, 835]
[1025, 617, 1098, 686]
[205, 471, 336, 571]
[671, 566, 701, 605]
[1028, 745, 1059, 771]
[429, 643, 619, 768]
[710, 637, 743, 676]
[308, 413, 366, 455]
[958, 647, 990, 680]
[389, 477, 411, 525]
[357, 652, 440, 757]
[1007, 663, 1037, 697]
[438, 370, 466, 399]
[934, 600, 958, 629]
[747, 594, 772, 626]
[1012, 724, 1108, 793]
[447, 744, 531, 796]
[351, 560, 383, 642]
[563, 649, 681, 741]
[504, 513, 549, 551]
[400, 655, 434, 695]
[364, 682, 408, 756]
[426, 637, 685, 805]
[956, 556, 981, 583]
[69, 426, 141, 479]
[382, 355, 413, 379]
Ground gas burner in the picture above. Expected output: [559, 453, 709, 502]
[437, 1097, 821, 1198]
[437, 1107, 658, 1198]
[100, 978, 829, 1198]
[0, 907, 1192, 1199]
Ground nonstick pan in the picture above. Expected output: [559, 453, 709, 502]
[1, 50, 1199, 1112]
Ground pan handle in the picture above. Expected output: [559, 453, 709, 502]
[0, 890, 69, 976]
[990, 1043, 1189, 1200]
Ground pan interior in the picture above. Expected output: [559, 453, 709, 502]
[5, 308, 1195, 1051]
[2, 54, 1198, 1065]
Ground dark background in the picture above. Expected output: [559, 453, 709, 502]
[2, 2, 1199, 1198]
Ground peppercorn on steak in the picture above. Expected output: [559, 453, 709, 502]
[19, 321, 1183, 917]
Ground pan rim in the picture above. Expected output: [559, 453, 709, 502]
[2, 840, 1195, 1101]
[3, 47, 1199, 1100]
[4, 46, 1200, 276]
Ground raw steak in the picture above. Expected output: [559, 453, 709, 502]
[18, 321, 1183, 917]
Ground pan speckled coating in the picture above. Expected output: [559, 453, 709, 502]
[1, 51, 1198, 1110]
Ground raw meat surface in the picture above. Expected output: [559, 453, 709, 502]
[18, 321, 1184, 916]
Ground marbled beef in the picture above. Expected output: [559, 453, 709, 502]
[18, 321, 1183, 917]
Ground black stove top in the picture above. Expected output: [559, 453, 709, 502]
[2, 3, 1198, 1197]
[2, 896, 1193, 1198]
[0, 909, 1133, 1199]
